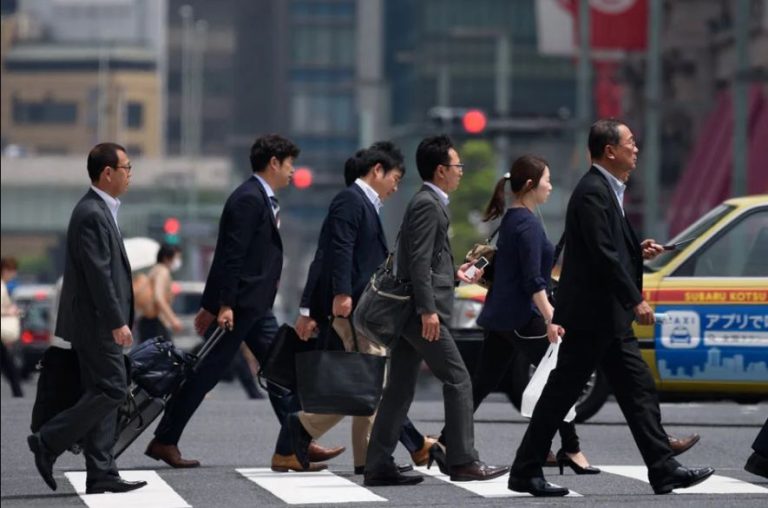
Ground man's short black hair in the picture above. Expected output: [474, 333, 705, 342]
[87, 142, 126, 182]
[369, 141, 405, 171]
[588, 119, 624, 159]
[416, 135, 454, 182]
[249, 134, 300, 173]
[157, 244, 180, 263]
[343, 147, 402, 186]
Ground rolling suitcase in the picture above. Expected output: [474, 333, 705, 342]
[114, 326, 227, 457]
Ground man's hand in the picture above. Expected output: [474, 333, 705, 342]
[194, 308, 215, 336]
[456, 261, 484, 284]
[112, 325, 133, 347]
[332, 294, 353, 318]
[217, 305, 234, 331]
[171, 317, 184, 333]
[546, 323, 565, 344]
[634, 300, 656, 326]
[420, 313, 440, 342]
[294, 315, 318, 341]
[641, 239, 664, 260]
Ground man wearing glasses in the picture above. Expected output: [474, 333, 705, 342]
[28, 143, 147, 494]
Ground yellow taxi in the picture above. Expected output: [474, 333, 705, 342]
[452, 195, 768, 421]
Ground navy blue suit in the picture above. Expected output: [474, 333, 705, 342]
[301, 184, 387, 323]
[155, 175, 299, 453]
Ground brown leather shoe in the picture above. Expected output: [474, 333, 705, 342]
[668, 434, 700, 456]
[450, 460, 510, 482]
[410, 436, 438, 466]
[145, 439, 200, 468]
[307, 442, 346, 462]
[271, 453, 328, 472]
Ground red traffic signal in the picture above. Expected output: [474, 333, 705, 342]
[462, 109, 487, 134]
[293, 167, 313, 189]
[163, 217, 180, 235]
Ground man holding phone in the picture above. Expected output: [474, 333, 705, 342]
[507, 119, 714, 497]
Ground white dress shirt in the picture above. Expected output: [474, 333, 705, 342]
[354, 178, 382, 214]
[424, 182, 449, 206]
[90, 185, 121, 232]
[593, 163, 626, 216]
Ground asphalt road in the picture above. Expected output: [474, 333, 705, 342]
[2, 374, 767, 508]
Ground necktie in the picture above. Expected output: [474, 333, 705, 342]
[269, 196, 280, 227]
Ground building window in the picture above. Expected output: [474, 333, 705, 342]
[12, 97, 77, 124]
[126, 102, 144, 129]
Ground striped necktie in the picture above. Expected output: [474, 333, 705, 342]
[269, 196, 280, 228]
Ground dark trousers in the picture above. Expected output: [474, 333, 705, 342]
[0, 341, 23, 397]
[154, 310, 299, 453]
[753, 418, 768, 456]
[38, 340, 127, 484]
[137, 317, 170, 343]
[441, 315, 579, 453]
[366, 314, 478, 473]
[511, 328, 679, 483]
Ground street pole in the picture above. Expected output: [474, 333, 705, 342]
[179, 5, 194, 158]
[573, 0, 591, 190]
[494, 34, 511, 175]
[732, 0, 749, 198]
[644, 0, 662, 239]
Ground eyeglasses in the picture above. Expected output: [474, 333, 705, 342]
[443, 163, 464, 169]
[114, 164, 133, 172]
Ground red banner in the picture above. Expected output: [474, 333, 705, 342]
[559, 0, 648, 50]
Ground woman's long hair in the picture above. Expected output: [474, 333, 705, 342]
[483, 154, 549, 222]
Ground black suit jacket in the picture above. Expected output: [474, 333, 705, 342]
[553, 166, 644, 336]
[300, 184, 388, 322]
[55, 189, 134, 347]
[201, 176, 282, 316]
[397, 185, 456, 323]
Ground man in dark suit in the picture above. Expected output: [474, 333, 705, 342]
[145, 135, 341, 469]
[507, 119, 714, 497]
[363, 135, 508, 486]
[27, 143, 146, 494]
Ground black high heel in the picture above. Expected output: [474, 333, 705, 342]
[427, 443, 450, 475]
[556, 449, 601, 475]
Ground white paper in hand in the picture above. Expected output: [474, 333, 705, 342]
[520, 340, 577, 422]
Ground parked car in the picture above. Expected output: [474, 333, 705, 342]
[12, 284, 55, 377]
[452, 195, 768, 422]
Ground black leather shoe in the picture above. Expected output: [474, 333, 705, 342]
[508, 475, 568, 497]
[286, 413, 312, 469]
[556, 449, 600, 475]
[450, 460, 509, 482]
[86, 478, 148, 494]
[363, 469, 424, 486]
[668, 434, 700, 457]
[651, 466, 715, 495]
[745, 452, 768, 479]
[355, 464, 413, 475]
[27, 434, 57, 491]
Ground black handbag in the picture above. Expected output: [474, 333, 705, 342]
[295, 318, 386, 416]
[465, 224, 501, 289]
[353, 253, 413, 348]
[128, 336, 193, 397]
[258, 324, 314, 392]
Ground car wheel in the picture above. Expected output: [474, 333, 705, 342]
[504, 351, 610, 423]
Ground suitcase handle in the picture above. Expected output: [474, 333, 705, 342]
[192, 326, 226, 373]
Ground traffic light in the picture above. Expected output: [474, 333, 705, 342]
[462, 109, 487, 134]
[163, 217, 181, 245]
[293, 167, 313, 189]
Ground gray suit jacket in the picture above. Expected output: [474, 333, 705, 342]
[396, 185, 456, 323]
[56, 189, 134, 348]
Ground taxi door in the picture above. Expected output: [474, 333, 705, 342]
[646, 204, 768, 397]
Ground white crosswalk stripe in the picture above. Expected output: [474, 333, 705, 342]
[415, 466, 582, 497]
[64, 470, 191, 508]
[236, 468, 386, 505]
[61, 465, 768, 506]
[597, 465, 768, 495]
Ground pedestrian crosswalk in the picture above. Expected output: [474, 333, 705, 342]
[62, 465, 768, 506]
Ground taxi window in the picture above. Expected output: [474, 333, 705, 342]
[646, 204, 734, 272]
[673, 208, 768, 277]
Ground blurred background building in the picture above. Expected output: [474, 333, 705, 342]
[1, 0, 766, 312]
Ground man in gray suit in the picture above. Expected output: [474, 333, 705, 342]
[27, 143, 146, 494]
[364, 135, 509, 486]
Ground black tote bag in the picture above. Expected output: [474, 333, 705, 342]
[296, 318, 387, 416]
[258, 324, 314, 392]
